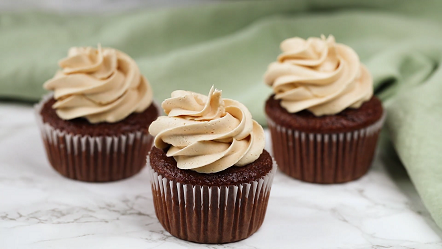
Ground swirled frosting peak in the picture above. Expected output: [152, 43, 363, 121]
[264, 35, 373, 116]
[149, 86, 265, 174]
[43, 45, 153, 123]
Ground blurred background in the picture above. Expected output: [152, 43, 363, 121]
[0, 0, 215, 12]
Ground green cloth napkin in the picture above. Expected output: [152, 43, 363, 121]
[2, 0, 442, 229]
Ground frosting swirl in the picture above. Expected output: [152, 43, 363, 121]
[149, 86, 265, 174]
[44, 45, 153, 123]
[264, 35, 373, 116]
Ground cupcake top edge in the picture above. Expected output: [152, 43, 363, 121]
[149, 86, 265, 174]
[264, 35, 373, 116]
[43, 45, 153, 124]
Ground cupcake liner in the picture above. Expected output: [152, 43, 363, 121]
[35, 95, 157, 182]
[147, 158, 277, 244]
[267, 112, 386, 184]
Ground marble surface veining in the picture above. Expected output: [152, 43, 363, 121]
[0, 102, 442, 249]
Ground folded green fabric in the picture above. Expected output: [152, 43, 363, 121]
[2, 0, 442, 229]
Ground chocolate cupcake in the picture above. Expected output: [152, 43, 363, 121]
[148, 87, 276, 243]
[35, 46, 159, 182]
[264, 35, 385, 184]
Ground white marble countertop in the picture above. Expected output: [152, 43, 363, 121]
[1, 102, 442, 249]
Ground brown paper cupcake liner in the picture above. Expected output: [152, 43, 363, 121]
[267, 112, 386, 184]
[35, 95, 157, 182]
[147, 159, 276, 244]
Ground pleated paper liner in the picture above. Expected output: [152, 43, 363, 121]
[35, 95, 158, 182]
[147, 158, 277, 244]
[267, 112, 386, 184]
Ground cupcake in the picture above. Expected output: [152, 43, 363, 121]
[148, 86, 276, 243]
[35, 45, 159, 182]
[264, 35, 385, 184]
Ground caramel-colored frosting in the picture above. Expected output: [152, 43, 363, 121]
[264, 35, 373, 116]
[149, 87, 265, 173]
[44, 46, 153, 123]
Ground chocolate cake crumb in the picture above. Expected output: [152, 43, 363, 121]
[265, 95, 383, 133]
[40, 97, 159, 136]
[149, 147, 273, 186]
